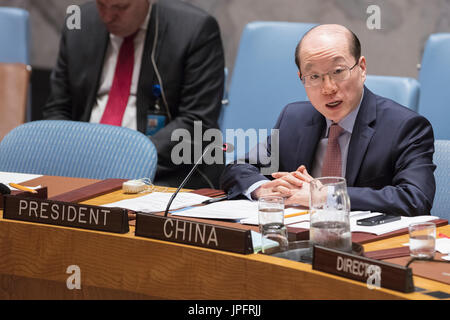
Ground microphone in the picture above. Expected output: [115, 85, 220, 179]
[164, 143, 234, 217]
[0, 183, 11, 195]
[222, 142, 234, 153]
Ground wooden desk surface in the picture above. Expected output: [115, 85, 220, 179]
[0, 176, 448, 300]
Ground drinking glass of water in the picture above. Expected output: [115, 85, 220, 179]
[258, 196, 288, 253]
[309, 177, 352, 253]
[408, 222, 436, 259]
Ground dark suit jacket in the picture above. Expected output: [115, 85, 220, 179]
[43, 0, 225, 188]
[221, 87, 436, 217]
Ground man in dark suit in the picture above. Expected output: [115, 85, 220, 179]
[221, 24, 435, 217]
[43, 0, 225, 188]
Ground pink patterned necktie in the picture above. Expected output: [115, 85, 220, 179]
[321, 123, 344, 177]
[100, 33, 136, 126]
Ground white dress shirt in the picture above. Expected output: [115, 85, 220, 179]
[310, 88, 364, 178]
[89, 5, 152, 130]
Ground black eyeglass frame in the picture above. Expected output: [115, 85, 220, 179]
[300, 60, 360, 87]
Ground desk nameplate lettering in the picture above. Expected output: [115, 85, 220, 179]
[3, 195, 129, 234]
[135, 213, 254, 254]
[313, 245, 414, 293]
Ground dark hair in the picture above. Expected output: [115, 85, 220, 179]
[295, 26, 361, 76]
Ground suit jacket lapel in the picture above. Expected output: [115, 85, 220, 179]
[83, 23, 109, 121]
[346, 87, 377, 186]
[136, 2, 163, 133]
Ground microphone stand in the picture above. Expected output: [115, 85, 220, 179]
[164, 144, 215, 217]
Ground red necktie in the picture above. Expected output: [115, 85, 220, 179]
[321, 123, 344, 177]
[100, 33, 136, 126]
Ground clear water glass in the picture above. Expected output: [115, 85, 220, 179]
[258, 196, 288, 253]
[409, 222, 436, 259]
[309, 177, 352, 253]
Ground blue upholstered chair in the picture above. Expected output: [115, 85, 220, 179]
[220, 21, 317, 133]
[0, 7, 30, 64]
[364, 75, 420, 111]
[418, 33, 450, 139]
[219, 21, 317, 161]
[431, 140, 450, 221]
[0, 121, 158, 181]
[0, 7, 32, 125]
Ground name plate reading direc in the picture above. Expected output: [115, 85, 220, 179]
[3, 195, 129, 234]
[135, 213, 254, 254]
[312, 245, 414, 293]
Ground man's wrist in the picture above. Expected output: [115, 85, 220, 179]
[245, 180, 269, 200]
[251, 187, 262, 200]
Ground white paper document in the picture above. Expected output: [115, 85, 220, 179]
[436, 238, 450, 254]
[173, 199, 312, 223]
[280, 211, 441, 236]
[240, 208, 310, 226]
[0, 171, 43, 190]
[287, 211, 371, 230]
[251, 230, 279, 253]
[350, 213, 440, 235]
[103, 192, 211, 213]
[172, 199, 258, 220]
[403, 238, 450, 254]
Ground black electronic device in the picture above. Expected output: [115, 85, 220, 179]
[0, 183, 11, 195]
[356, 213, 401, 226]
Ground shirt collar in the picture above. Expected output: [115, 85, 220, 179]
[141, 2, 152, 31]
[325, 87, 364, 136]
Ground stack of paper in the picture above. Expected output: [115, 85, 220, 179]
[251, 230, 280, 253]
[350, 212, 440, 235]
[278, 211, 442, 237]
[403, 237, 450, 260]
[240, 208, 310, 226]
[436, 238, 450, 261]
[287, 211, 371, 230]
[172, 199, 258, 221]
[103, 192, 211, 213]
[436, 238, 450, 254]
[0, 171, 43, 190]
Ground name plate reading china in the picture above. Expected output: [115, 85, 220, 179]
[3, 195, 129, 234]
[135, 213, 254, 254]
[312, 245, 414, 293]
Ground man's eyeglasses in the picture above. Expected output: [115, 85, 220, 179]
[301, 61, 359, 88]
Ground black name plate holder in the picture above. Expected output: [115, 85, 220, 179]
[3, 195, 129, 234]
[135, 213, 254, 254]
[0, 186, 48, 209]
[313, 245, 414, 293]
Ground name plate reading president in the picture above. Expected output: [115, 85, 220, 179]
[135, 213, 254, 254]
[312, 245, 414, 293]
[3, 195, 129, 234]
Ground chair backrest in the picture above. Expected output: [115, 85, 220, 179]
[418, 33, 450, 139]
[432, 140, 450, 220]
[0, 7, 29, 64]
[364, 75, 420, 111]
[0, 120, 158, 181]
[220, 21, 317, 132]
[0, 63, 31, 141]
[219, 21, 317, 160]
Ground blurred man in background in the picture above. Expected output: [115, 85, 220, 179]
[43, 0, 225, 188]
